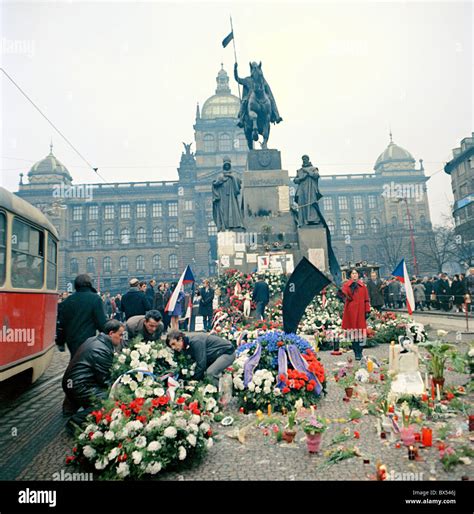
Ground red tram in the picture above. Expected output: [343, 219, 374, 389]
[0, 187, 59, 383]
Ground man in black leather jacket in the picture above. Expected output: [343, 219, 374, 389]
[62, 319, 124, 434]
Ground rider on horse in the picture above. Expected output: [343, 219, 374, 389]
[234, 62, 283, 129]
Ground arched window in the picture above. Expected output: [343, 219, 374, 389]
[136, 255, 145, 270]
[152, 254, 161, 269]
[208, 221, 217, 236]
[169, 254, 178, 269]
[119, 256, 128, 271]
[345, 246, 354, 263]
[137, 227, 146, 244]
[88, 230, 98, 247]
[103, 256, 112, 273]
[86, 257, 96, 273]
[153, 227, 163, 243]
[104, 229, 113, 245]
[72, 230, 81, 246]
[327, 220, 335, 234]
[219, 133, 232, 152]
[361, 245, 370, 261]
[169, 227, 179, 243]
[203, 134, 215, 153]
[355, 219, 365, 235]
[120, 228, 130, 245]
[70, 258, 79, 274]
[371, 218, 380, 234]
[391, 216, 398, 226]
[341, 219, 350, 236]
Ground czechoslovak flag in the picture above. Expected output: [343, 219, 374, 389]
[392, 259, 415, 315]
[165, 265, 195, 314]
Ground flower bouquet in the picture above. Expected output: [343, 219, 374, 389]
[302, 416, 327, 453]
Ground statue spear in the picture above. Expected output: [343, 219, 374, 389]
[229, 15, 241, 101]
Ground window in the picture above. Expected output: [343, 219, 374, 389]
[86, 257, 96, 273]
[345, 245, 354, 262]
[153, 228, 163, 243]
[361, 245, 370, 261]
[136, 203, 146, 218]
[169, 254, 178, 269]
[70, 258, 79, 275]
[338, 196, 348, 210]
[353, 196, 363, 210]
[341, 219, 350, 236]
[203, 134, 215, 153]
[137, 227, 146, 244]
[136, 255, 145, 271]
[72, 206, 83, 221]
[72, 230, 81, 246]
[168, 202, 178, 217]
[119, 256, 128, 271]
[152, 254, 161, 269]
[169, 227, 179, 242]
[219, 133, 232, 152]
[103, 256, 112, 273]
[368, 195, 377, 209]
[355, 219, 365, 235]
[208, 221, 217, 236]
[327, 220, 335, 234]
[323, 197, 333, 210]
[185, 226, 193, 238]
[46, 235, 57, 289]
[371, 218, 380, 234]
[120, 204, 130, 219]
[104, 205, 114, 219]
[391, 216, 398, 226]
[88, 205, 98, 220]
[120, 228, 130, 244]
[104, 229, 113, 245]
[88, 230, 98, 247]
[11, 217, 44, 289]
[0, 213, 6, 286]
[184, 200, 193, 211]
[152, 203, 162, 217]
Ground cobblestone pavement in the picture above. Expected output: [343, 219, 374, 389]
[1, 333, 471, 482]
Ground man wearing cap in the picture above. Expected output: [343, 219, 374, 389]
[121, 278, 152, 320]
[252, 274, 270, 320]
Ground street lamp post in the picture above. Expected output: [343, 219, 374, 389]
[403, 197, 419, 275]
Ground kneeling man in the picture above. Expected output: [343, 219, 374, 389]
[126, 310, 164, 343]
[166, 330, 235, 385]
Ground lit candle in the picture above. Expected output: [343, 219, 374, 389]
[408, 445, 416, 460]
[436, 384, 441, 402]
[421, 427, 432, 447]
[388, 405, 394, 414]
[267, 404, 272, 416]
[256, 409, 263, 421]
[367, 359, 374, 373]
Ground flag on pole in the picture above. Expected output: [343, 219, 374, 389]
[165, 265, 195, 314]
[222, 31, 234, 48]
[392, 259, 415, 315]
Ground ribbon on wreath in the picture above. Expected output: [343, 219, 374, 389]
[243, 343, 262, 387]
[277, 344, 322, 395]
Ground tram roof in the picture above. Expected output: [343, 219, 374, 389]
[0, 187, 59, 239]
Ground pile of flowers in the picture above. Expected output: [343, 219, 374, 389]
[231, 330, 326, 411]
[67, 395, 214, 479]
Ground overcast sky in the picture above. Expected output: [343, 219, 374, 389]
[1, 0, 472, 226]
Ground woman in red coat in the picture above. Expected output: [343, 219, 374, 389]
[341, 269, 371, 360]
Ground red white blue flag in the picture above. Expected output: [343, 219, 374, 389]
[165, 265, 195, 314]
[392, 259, 415, 315]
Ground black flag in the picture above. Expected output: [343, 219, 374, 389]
[282, 257, 331, 334]
[222, 31, 234, 48]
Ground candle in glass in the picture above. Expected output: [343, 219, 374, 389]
[267, 404, 272, 416]
[408, 445, 416, 460]
[421, 428, 432, 447]
[436, 384, 441, 401]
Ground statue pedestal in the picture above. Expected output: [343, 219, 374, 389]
[297, 226, 329, 271]
[247, 149, 282, 171]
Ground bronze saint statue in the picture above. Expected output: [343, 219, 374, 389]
[212, 157, 245, 231]
[294, 155, 323, 226]
[234, 61, 282, 150]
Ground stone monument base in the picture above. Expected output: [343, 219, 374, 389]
[297, 225, 329, 271]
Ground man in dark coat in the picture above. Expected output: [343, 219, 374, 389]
[166, 330, 235, 385]
[146, 279, 156, 306]
[388, 278, 401, 309]
[126, 310, 164, 343]
[366, 270, 384, 311]
[62, 319, 125, 433]
[56, 274, 107, 358]
[252, 274, 270, 320]
[437, 273, 451, 311]
[422, 277, 432, 310]
[121, 278, 151, 320]
[198, 279, 215, 332]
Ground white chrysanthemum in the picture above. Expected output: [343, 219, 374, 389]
[273, 387, 282, 396]
[78, 433, 86, 440]
[136, 372, 144, 382]
[91, 431, 103, 440]
[111, 409, 123, 420]
[145, 418, 162, 432]
[199, 422, 210, 433]
[110, 420, 120, 430]
[203, 384, 218, 394]
[153, 387, 166, 397]
[130, 350, 140, 360]
[160, 412, 172, 425]
[118, 354, 126, 364]
[188, 423, 199, 433]
[355, 369, 369, 383]
[129, 381, 138, 391]
[248, 383, 255, 392]
[147, 441, 162, 452]
[117, 462, 130, 478]
[135, 436, 147, 448]
[175, 418, 187, 429]
[104, 430, 115, 441]
[190, 414, 201, 425]
[85, 424, 98, 433]
[125, 420, 143, 432]
[83, 445, 96, 459]
[233, 378, 245, 391]
[118, 428, 129, 439]
[186, 434, 197, 447]
[132, 451, 143, 465]
[468, 348, 474, 357]
[130, 360, 140, 369]
[182, 369, 188, 375]
[145, 462, 162, 475]
[206, 398, 217, 410]
[255, 386, 262, 393]
[134, 387, 146, 398]
[94, 457, 109, 470]
[178, 446, 187, 460]
[164, 426, 177, 438]
[263, 387, 271, 395]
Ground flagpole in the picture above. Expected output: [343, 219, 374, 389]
[229, 15, 241, 100]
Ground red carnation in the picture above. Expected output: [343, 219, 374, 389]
[277, 341, 284, 347]
[65, 456, 75, 464]
[177, 397, 186, 405]
[282, 387, 290, 394]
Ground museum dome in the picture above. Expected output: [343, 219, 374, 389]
[201, 65, 240, 120]
[28, 143, 73, 183]
[374, 134, 416, 172]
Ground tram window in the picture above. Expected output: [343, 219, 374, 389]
[47, 234, 57, 290]
[11, 218, 44, 289]
[0, 212, 5, 286]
